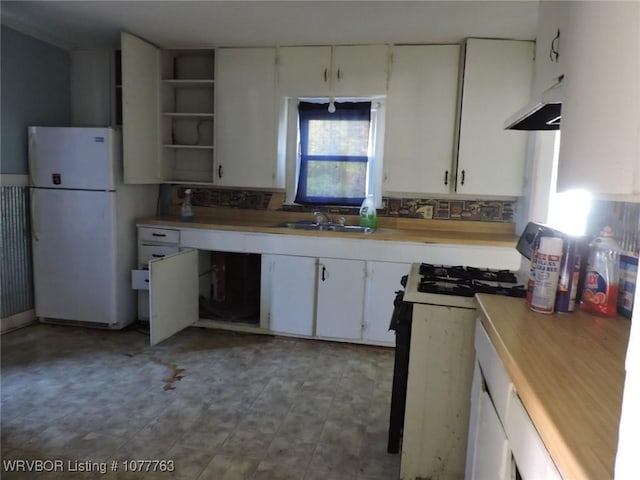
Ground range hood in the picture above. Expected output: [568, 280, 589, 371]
[504, 79, 563, 131]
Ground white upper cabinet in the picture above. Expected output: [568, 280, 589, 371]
[277, 46, 332, 96]
[383, 44, 460, 195]
[533, 1, 568, 98]
[276, 45, 388, 97]
[215, 47, 280, 188]
[121, 32, 161, 184]
[456, 39, 535, 196]
[121, 32, 215, 185]
[556, 2, 640, 198]
[332, 45, 389, 96]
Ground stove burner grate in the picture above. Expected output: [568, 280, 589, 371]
[417, 264, 526, 298]
[419, 263, 519, 283]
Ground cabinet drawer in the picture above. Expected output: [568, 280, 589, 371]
[138, 227, 180, 244]
[131, 269, 150, 290]
[475, 318, 513, 422]
[139, 245, 180, 266]
[505, 394, 562, 480]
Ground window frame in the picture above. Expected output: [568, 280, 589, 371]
[282, 96, 385, 208]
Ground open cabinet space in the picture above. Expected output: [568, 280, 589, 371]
[121, 33, 216, 184]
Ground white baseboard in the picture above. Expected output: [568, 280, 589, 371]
[1, 309, 37, 334]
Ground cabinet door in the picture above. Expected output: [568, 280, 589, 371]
[261, 254, 316, 336]
[363, 261, 410, 344]
[383, 45, 460, 195]
[557, 2, 640, 196]
[149, 249, 198, 346]
[216, 48, 279, 188]
[470, 391, 512, 480]
[121, 32, 161, 184]
[332, 45, 389, 96]
[316, 258, 365, 340]
[277, 46, 332, 96]
[456, 39, 534, 196]
[532, 1, 568, 98]
[466, 361, 512, 480]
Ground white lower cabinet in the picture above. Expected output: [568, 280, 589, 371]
[466, 319, 562, 480]
[465, 362, 512, 480]
[135, 227, 182, 322]
[316, 258, 366, 341]
[363, 261, 410, 344]
[261, 254, 316, 336]
[261, 255, 402, 345]
[132, 248, 199, 346]
[133, 227, 201, 345]
[148, 249, 199, 346]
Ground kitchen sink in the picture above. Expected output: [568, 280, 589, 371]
[276, 222, 373, 234]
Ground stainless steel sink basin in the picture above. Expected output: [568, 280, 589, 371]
[277, 222, 373, 234]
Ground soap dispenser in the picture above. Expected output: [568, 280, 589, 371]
[359, 195, 377, 232]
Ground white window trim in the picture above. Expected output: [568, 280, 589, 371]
[280, 96, 385, 208]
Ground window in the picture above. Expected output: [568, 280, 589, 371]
[295, 101, 370, 206]
[283, 98, 384, 207]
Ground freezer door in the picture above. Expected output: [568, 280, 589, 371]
[31, 188, 120, 324]
[28, 127, 117, 190]
[149, 249, 199, 346]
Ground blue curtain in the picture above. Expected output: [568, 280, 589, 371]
[295, 101, 371, 206]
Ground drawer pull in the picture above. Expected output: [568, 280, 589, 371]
[152, 233, 166, 237]
[145, 279, 149, 283]
[152, 254, 165, 258]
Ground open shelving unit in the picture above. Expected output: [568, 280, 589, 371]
[160, 50, 215, 183]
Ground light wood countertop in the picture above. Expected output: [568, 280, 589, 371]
[137, 208, 518, 247]
[475, 294, 630, 480]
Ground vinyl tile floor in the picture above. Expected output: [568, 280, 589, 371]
[1, 323, 400, 480]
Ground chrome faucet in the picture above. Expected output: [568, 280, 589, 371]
[314, 211, 332, 225]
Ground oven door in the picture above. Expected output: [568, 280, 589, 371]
[388, 281, 413, 454]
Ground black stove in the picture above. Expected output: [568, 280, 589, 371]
[417, 263, 526, 298]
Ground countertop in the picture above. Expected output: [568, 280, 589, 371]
[475, 294, 630, 480]
[136, 208, 519, 247]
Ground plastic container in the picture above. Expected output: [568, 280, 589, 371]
[181, 189, 194, 222]
[359, 195, 377, 231]
[529, 236, 564, 314]
[581, 227, 621, 317]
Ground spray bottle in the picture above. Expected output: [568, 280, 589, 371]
[181, 189, 194, 222]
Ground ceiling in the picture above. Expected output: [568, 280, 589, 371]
[1, 1, 538, 50]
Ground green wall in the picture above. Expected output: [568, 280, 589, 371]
[1, 25, 70, 174]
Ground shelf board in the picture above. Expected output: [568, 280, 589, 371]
[163, 79, 214, 87]
[162, 112, 214, 118]
[163, 144, 214, 149]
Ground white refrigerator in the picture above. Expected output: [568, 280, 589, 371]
[29, 126, 158, 328]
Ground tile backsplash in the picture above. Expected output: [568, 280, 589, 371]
[175, 187, 516, 223]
